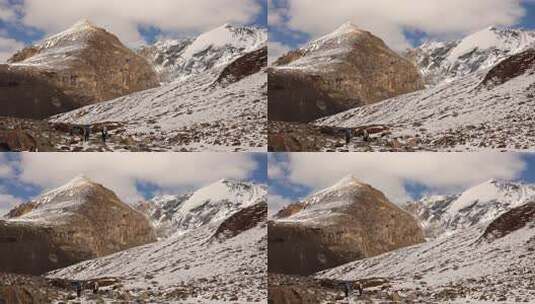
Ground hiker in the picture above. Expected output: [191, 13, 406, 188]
[363, 129, 370, 142]
[74, 281, 82, 298]
[92, 281, 99, 294]
[84, 125, 91, 142]
[345, 128, 352, 146]
[357, 283, 364, 296]
[343, 281, 353, 299]
[101, 127, 108, 144]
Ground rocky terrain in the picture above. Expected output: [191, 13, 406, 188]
[49, 200, 268, 303]
[268, 176, 424, 275]
[51, 45, 268, 152]
[2, 20, 159, 119]
[269, 22, 423, 122]
[0, 176, 156, 275]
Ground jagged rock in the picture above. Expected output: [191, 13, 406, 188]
[1, 20, 159, 119]
[268, 176, 425, 275]
[0, 176, 156, 275]
[269, 22, 424, 122]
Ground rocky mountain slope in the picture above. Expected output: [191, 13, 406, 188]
[138, 24, 267, 83]
[50, 44, 268, 152]
[135, 179, 267, 238]
[48, 200, 268, 303]
[1, 20, 159, 119]
[405, 179, 535, 238]
[0, 176, 156, 275]
[268, 176, 424, 275]
[316, 201, 535, 303]
[269, 22, 424, 122]
[405, 27, 535, 85]
[316, 46, 535, 151]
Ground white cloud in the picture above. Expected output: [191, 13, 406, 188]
[271, 153, 526, 206]
[14, 0, 263, 43]
[15, 153, 258, 204]
[274, 0, 527, 50]
[0, 36, 25, 63]
[268, 41, 291, 64]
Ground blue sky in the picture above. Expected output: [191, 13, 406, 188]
[0, 0, 267, 61]
[268, 153, 535, 214]
[268, 0, 535, 61]
[0, 153, 267, 215]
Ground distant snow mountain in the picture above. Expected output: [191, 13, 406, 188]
[137, 179, 267, 237]
[405, 179, 535, 238]
[138, 24, 267, 82]
[406, 26, 535, 85]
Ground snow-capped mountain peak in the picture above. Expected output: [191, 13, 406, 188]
[137, 179, 267, 236]
[138, 23, 267, 82]
[406, 26, 535, 85]
[407, 179, 535, 238]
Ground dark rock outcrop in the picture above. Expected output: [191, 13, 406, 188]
[216, 46, 267, 86]
[269, 23, 424, 122]
[1, 20, 159, 119]
[482, 48, 535, 87]
[0, 65, 82, 119]
[0, 176, 156, 275]
[268, 176, 425, 275]
[213, 201, 267, 240]
[481, 201, 535, 242]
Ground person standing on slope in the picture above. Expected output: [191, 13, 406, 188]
[345, 128, 352, 146]
[74, 281, 82, 298]
[101, 126, 108, 144]
[343, 281, 353, 304]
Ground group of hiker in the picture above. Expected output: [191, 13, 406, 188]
[73, 280, 99, 298]
[344, 128, 370, 146]
[70, 125, 109, 144]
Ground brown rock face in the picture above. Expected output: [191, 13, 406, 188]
[0, 65, 82, 119]
[268, 176, 424, 275]
[0, 176, 156, 275]
[1, 20, 159, 119]
[269, 23, 424, 122]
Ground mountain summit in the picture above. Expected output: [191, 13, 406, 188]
[405, 26, 535, 85]
[1, 20, 159, 119]
[269, 22, 424, 122]
[0, 177, 156, 275]
[269, 177, 424, 275]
